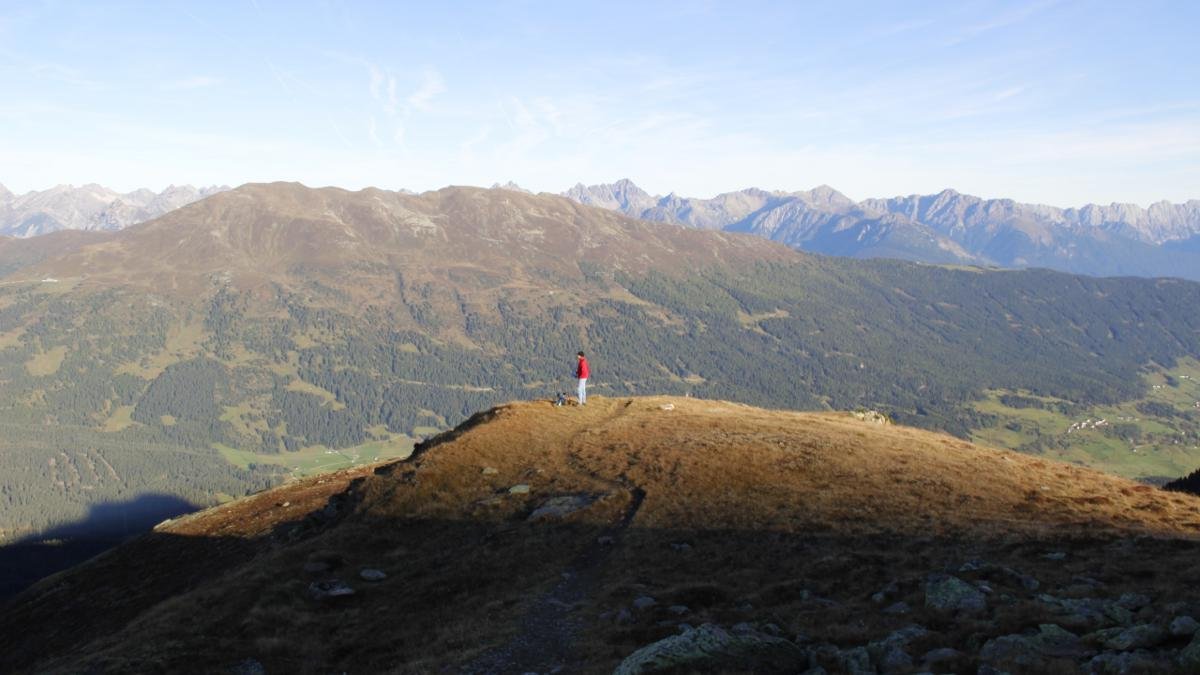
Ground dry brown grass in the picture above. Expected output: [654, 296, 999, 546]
[6, 396, 1200, 674]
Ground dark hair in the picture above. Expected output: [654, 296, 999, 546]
[577, 351, 585, 357]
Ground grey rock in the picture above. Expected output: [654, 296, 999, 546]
[922, 647, 962, 667]
[359, 568, 387, 582]
[868, 625, 928, 673]
[670, 542, 693, 553]
[1103, 623, 1167, 651]
[228, 659, 265, 675]
[308, 579, 355, 600]
[1181, 632, 1200, 670]
[925, 574, 987, 613]
[597, 535, 615, 545]
[508, 484, 531, 494]
[615, 608, 635, 624]
[1171, 615, 1200, 637]
[633, 596, 657, 610]
[872, 579, 900, 604]
[1043, 551, 1067, 561]
[1038, 594, 1124, 630]
[1116, 593, 1151, 611]
[980, 624, 1092, 670]
[611, 623, 809, 675]
[883, 601, 911, 615]
[668, 605, 689, 616]
[302, 561, 331, 574]
[481, 466, 499, 475]
[837, 646, 872, 674]
[527, 494, 594, 521]
[1090, 649, 1174, 674]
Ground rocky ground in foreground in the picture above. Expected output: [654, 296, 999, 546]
[4, 396, 1200, 674]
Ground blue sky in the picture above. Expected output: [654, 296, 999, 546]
[1, 1, 1197, 206]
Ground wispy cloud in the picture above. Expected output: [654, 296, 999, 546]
[160, 75, 224, 91]
[946, 0, 1063, 45]
[405, 68, 446, 113]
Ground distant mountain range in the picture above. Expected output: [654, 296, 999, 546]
[0, 183, 226, 237]
[6, 179, 1200, 280]
[562, 180, 1200, 280]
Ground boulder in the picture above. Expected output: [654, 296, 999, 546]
[925, 574, 987, 614]
[1102, 623, 1167, 651]
[1038, 594, 1126, 631]
[1090, 649, 1175, 674]
[980, 624, 1092, 670]
[867, 625, 927, 674]
[527, 494, 595, 521]
[836, 646, 872, 674]
[633, 596, 657, 610]
[359, 568, 387, 582]
[922, 647, 962, 668]
[228, 659, 265, 675]
[308, 579, 355, 600]
[1171, 615, 1200, 637]
[612, 623, 809, 675]
[1180, 631, 1200, 670]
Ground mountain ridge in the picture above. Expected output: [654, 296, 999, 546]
[563, 179, 1200, 279]
[4, 396, 1200, 673]
[0, 183, 228, 238]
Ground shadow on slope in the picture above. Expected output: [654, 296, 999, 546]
[4, 482, 1200, 673]
[0, 493, 198, 600]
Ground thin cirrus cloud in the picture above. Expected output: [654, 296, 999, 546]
[160, 75, 224, 91]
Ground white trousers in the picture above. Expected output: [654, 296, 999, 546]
[577, 378, 587, 405]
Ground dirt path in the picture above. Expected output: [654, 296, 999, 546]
[463, 406, 645, 674]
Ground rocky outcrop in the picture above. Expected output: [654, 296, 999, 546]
[612, 623, 809, 674]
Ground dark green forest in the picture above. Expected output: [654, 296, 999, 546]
[2, 256, 1200, 537]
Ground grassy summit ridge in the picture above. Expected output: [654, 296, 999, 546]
[4, 396, 1200, 672]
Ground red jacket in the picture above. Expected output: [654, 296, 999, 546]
[576, 357, 589, 379]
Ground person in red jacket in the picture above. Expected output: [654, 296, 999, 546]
[575, 351, 589, 405]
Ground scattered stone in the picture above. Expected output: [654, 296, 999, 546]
[280, 501, 290, 508]
[1090, 649, 1174, 674]
[1180, 632, 1200, 670]
[975, 580, 994, 594]
[871, 580, 900, 604]
[922, 647, 962, 667]
[883, 601, 911, 615]
[670, 542, 693, 553]
[1103, 623, 1167, 651]
[852, 410, 888, 425]
[359, 568, 387, 582]
[1043, 551, 1067, 561]
[836, 646, 873, 674]
[1172, 615, 1200, 637]
[868, 625, 928, 674]
[308, 579, 355, 600]
[1116, 592, 1151, 611]
[228, 658, 265, 675]
[1038, 594, 1123, 630]
[668, 605, 689, 616]
[597, 535, 615, 545]
[508, 484, 531, 494]
[925, 574, 987, 614]
[979, 624, 1092, 670]
[527, 494, 594, 521]
[735, 601, 754, 612]
[611, 623, 809, 675]
[633, 596, 657, 610]
[481, 466, 499, 475]
[658, 403, 675, 411]
[302, 561, 331, 574]
[615, 608, 635, 624]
